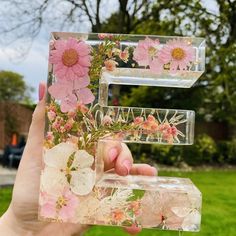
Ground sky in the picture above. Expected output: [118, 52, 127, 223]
[0, 0, 218, 102]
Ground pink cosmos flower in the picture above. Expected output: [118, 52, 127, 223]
[40, 188, 78, 221]
[50, 37, 91, 81]
[48, 76, 95, 113]
[133, 37, 163, 73]
[159, 39, 195, 73]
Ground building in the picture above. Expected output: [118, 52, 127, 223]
[0, 102, 34, 150]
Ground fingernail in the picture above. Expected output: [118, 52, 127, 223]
[151, 167, 158, 176]
[122, 160, 132, 175]
[109, 148, 118, 162]
[38, 82, 45, 101]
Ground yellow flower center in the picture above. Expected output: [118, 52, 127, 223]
[62, 49, 79, 67]
[148, 46, 157, 58]
[56, 196, 67, 209]
[171, 47, 185, 60]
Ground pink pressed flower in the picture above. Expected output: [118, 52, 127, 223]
[40, 188, 78, 221]
[47, 110, 56, 122]
[64, 118, 75, 131]
[48, 77, 95, 113]
[98, 33, 112, 40]
[50, 37, 91, 80]
[133, 116, 144, 125]
[102, 115, 113, 126]
[119, 49, 129, 63]
[142, 115, 159, 132]
[77, 102, 89, 114]
[159, 39, 195, 72]
[104, 59, 118, 71]
[159, 123, 178, 143]
[46, 132, 54, 141]
[68, 110, 76, 118]
[52, 120, 61, 130]
[111, 209, 126, 223]
[141, 192, 190, 229]
[133, 37, 160, 70]
[128, 200, 141, 216]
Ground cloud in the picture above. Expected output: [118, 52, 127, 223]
[0, 39, 49, 101]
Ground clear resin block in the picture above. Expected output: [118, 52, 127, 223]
[93, 175, 202, 231]
[52, 32, 205, 89]
[95, 105, 195, 145]
[39, 32, 204, 232]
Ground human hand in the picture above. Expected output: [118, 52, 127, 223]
[0, 82, 157, 236]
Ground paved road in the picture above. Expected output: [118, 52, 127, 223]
[0, 166, 17, 187]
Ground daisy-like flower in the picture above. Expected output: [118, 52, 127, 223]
[43, 142, 95, 196]
[159, 39, 195, 73]
[133, 37, 163, 73]
[40, 187, 78, 221]
[50, 37, 91, 81]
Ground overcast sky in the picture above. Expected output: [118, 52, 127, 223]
[0, 0, 218, 102]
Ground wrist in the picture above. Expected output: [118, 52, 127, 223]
[0, 205, 30, 236]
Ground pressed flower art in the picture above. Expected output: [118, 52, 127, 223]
[50, 37, 91, 80]
[159, 39, 195, 73]
[39, 32, 204, 231]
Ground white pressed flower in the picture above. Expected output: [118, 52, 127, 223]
[171, 207, 192, 217]
[40, 167, 68, 195]
[76, 195, 100, 223]
[70, 168, 95, 195]
[181, 209, 201, 231]
[43, 142, 95, 196]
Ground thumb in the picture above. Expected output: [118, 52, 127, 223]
[19, 82, 46, 167]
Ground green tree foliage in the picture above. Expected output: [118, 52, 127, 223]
[103, 0, 236, 126]
[0, 70, 32, 102]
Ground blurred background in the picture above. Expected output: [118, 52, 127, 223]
[0, 0, 235, 235]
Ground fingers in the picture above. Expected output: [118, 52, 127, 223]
[102, 141, 133, 176]
[129, 164, 157, 176]
[21, 82, 46, 164]
[27, 82, 46, 143]
[114, 143, 133, 176]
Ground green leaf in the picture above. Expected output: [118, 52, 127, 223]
[128, 189, 145, 201]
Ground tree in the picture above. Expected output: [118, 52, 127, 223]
[0, 0, 151, 60]
[0, 70, 33, 102]
[0, 0, 235, 125]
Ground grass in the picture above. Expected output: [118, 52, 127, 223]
[1, 170, 236, 236]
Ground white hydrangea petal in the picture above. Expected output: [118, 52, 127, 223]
[76, 195, 100, 223]
[40, 167, 68, 195]
[70, 168, 95, 196]
[44, 142, 76, 169]
[72, 150, 94, 169]
[171, 207, 191, 217]
[181, 210, 201, 231]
